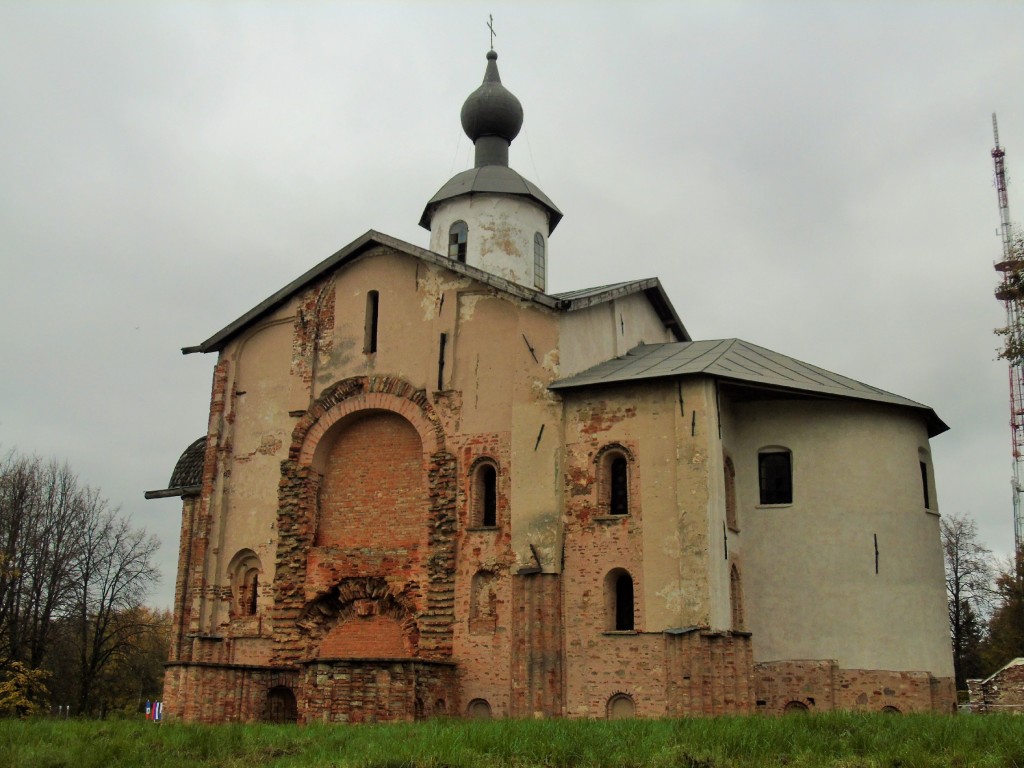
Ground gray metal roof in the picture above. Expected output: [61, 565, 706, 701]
[550, 339, 948, 436]
[183, 231, 687, 354]
[418, 165, 563, 232]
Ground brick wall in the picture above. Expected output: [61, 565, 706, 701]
[298, 659, 457, 723]
[755, 660, 954, 714]
[968, 658, 1024, 713]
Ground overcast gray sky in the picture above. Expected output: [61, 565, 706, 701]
[2, 2, 1023, 609]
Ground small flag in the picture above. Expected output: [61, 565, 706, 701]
[154, 701, 162, 722]
[145, 700, 152, 719]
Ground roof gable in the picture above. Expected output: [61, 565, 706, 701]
[183, 231, 687, 354]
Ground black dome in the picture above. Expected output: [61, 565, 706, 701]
[460, 51, 523, 143]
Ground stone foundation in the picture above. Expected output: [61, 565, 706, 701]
[755, 660, 955, 714]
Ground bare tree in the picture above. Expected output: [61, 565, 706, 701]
[941, 512, 994, 688]
[0, 448, 160, 716]
[72, 498, 159, 715]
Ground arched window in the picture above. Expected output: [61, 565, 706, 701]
[449, 221, 468, 263]
[605, 568, 635, 631]
[606, 693, 636, 719]
[533, 232, 546, 291]
[471, 459, 499, 527]
[597, 446, 633, 516]
[758, 448, 792, 505]
[724, 455, 738, 531]
[730, 564, 744, 631]
[228, 549, 262, 618]
[783, 700, 809, 714]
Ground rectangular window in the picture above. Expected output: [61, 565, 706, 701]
[758, 451, 792, 505]
[363, 291, 379, 354]
[920, 461, 930, 509]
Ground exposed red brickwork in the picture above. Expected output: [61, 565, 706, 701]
[298, 660, 457, 723]
[319, 615, 408, 659]
[291, 278, 336, 387]
[317, 412, 427, 550]
[755, 660, 954, 714]
[163, 663, 299, 723]
[271, 377, 457, 671]
[510, 574, 563, 717]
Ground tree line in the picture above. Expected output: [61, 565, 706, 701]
[0, 449, 168, 717]
[942, 511, 1024, 690]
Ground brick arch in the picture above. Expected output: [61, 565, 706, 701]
[297, 577, 420, 659]
[290, 376, 444, 467]
[273, 375, 457, 667]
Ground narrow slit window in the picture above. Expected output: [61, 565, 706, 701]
[473, 462, 498, 527]
[364, 291, 379, 354]
[614, 572, 634, 631]
[758, 450, 792, 505]
[449, 221, 468, 263]
[920, 461, 930, 509]
[533, 232, 546, 291]
[610, 457, 629, 515]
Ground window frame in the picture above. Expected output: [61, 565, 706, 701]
[469, 457, 500, 529]
[757, 448, 793, 506]
[449, 221, 468, 263]
[533, 231, 546, 291]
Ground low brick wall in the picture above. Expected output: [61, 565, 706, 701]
[755, 660, 954, 714]
[162, 663, 299, 723]
[298, 659, 457, 723]
[968, 658, 1024, 713]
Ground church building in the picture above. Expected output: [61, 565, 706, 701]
[149, 49, 955, 722]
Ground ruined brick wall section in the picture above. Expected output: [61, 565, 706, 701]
[755, 660, 954, 713]
[168, 496, 199, 662]
[452, 432, 516, 717]
[298, 660, 457, 723]
[171, 360, 229, 665]
[968, 659, 1024, 713]
[272, 376, 456, 666]
[163, 663, 299, 723]
[290, 277, 336, 390]
[510, 574, 564, 717]
[664, 631, 755, 717]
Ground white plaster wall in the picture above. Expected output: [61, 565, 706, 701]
[558, 294, 677, 378]
[428, 194, 550, 291]
[728, 398, 953, 676]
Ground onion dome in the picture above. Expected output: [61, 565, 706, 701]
[460, 50, 523, 150]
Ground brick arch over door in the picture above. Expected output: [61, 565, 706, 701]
[272, 376, 457, 665]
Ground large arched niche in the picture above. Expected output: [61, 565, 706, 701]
[313, 409, 426, 549]
[273, 376, 458, 664]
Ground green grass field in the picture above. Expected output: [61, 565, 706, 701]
[0, 713, 1022, 768]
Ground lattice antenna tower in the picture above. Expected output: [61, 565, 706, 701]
[992, 113, 1024, 555]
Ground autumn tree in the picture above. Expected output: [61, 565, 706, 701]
[982, 548, 1024, 673]
[941, 512, 993, 689]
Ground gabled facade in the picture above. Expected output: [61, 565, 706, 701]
[150, 49, 954, 722]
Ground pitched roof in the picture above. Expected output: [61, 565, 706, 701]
[183, 230, 687, 354]
[550, 339, 948, 436]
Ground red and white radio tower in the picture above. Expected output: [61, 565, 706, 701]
[992, 113, 1024, 555]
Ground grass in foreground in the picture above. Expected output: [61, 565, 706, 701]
[0, 712, 1022, 768]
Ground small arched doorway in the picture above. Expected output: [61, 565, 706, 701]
[264, 686, 298, 723]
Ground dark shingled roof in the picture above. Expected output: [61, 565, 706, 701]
[145, 437, 206, 499]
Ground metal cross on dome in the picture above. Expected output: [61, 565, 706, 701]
[488, 14, 496, 50]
